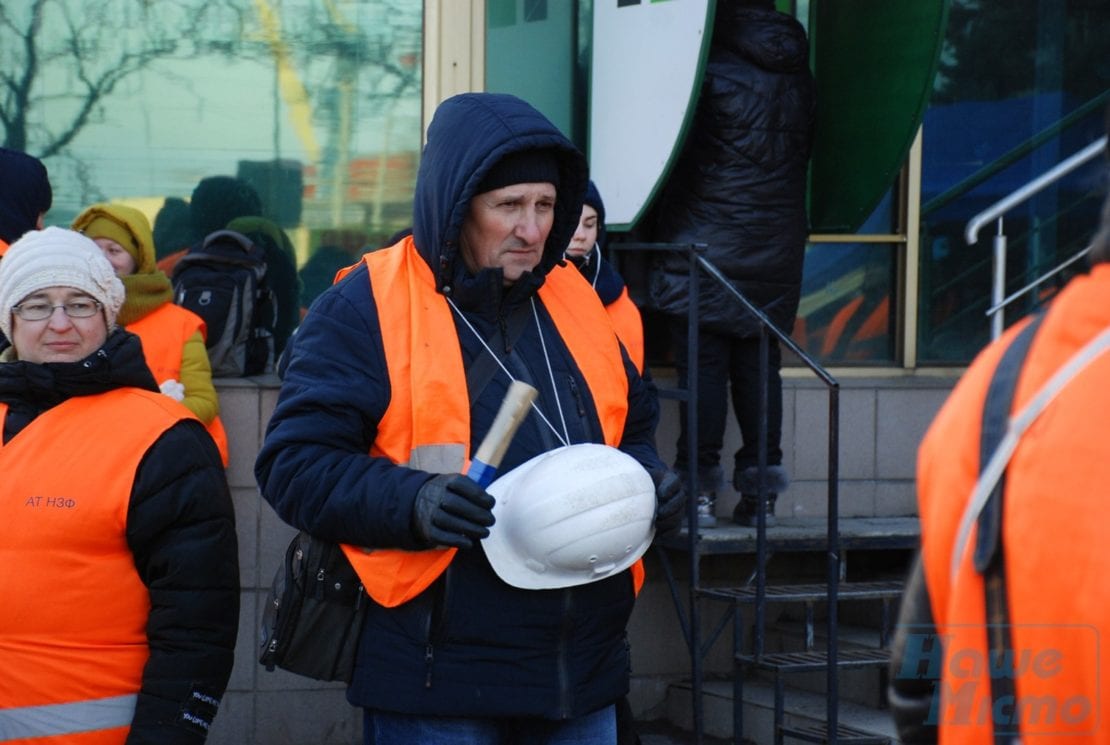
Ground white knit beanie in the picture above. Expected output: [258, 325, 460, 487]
[0, 226, 126, 340]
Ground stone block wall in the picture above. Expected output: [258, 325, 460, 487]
[206, 370, 957, 743]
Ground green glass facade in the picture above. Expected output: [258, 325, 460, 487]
[4, 0, 1106, 367]
[2, 0, 423, 311]
[916, 0, 1108, 363]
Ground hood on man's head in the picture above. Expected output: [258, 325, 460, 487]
[0, 148, 52, 246]
[411, 92, 588, 292]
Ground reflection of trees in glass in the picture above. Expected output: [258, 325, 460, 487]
[0, 0, 251, 155]
[279, 1, 422, 230]
[934, 0, 1108, 104]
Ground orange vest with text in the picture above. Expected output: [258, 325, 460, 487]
[917, 266, 1110, 744]
[0, 389, 193, 744]
[339, 237, 640, 608]
[128, 303, 229, 466]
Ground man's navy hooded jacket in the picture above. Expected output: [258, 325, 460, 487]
[256, 93, 664, 719]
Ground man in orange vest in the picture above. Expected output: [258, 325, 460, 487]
[889, 188, 1110, 743]
[256, 92, 684, 745]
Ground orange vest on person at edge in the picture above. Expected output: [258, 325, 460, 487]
[0, 389, 193, 744]
[916, 266, 1110, 744]
[127, 302, 230, 466]
[606, 286, 645, 374]
[338, 236, 643, 608]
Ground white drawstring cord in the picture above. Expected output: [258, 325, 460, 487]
[447, 297, 570, 447]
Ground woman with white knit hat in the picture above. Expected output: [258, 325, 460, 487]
[0, 227, 239, 744]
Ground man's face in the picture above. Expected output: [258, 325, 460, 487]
[460, 182, 557, 285]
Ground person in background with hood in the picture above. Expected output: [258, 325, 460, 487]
[0, 228, 238, 743]
[565, 180, 645, 373]
[256, 92, 684, 745]
[649, 0, 816, 528]
[152, 196, 194, 270]
[72, 203, 229, 466]
[0, 147, 52, 256]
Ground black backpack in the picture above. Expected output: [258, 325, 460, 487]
[172, 230, 275, 377]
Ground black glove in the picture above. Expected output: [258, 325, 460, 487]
[650, 468, 686, 539]
[412, 474, 496, 549]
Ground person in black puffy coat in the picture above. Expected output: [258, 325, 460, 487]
[650, 0, 816, 528]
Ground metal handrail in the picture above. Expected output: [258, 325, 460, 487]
[964, 135, 1106, 245]
[610, 241, 841, 744]
[985, 244, 1091, 317]
[923, 91, 1110, 216]
[964, 135, 1106, 339]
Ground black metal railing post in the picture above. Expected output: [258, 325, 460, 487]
[608, 241, 840, 745]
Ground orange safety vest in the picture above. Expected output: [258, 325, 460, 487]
[0, 238, 8, 257]
[340, 237, 641, 607]
[0, 389, 192, 744]
[606, 287, 645, 374]
[128, 303, 229, 466]
[917, 266, 1110, 743]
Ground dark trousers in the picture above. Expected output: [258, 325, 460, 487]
[671, 320, 783, 491]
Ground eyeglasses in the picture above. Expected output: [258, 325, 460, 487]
[12, 299, 102, 322]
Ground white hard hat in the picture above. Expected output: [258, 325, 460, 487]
[481, 443, 656, 590]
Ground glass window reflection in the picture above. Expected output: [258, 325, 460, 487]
[3, 0, 423, 319]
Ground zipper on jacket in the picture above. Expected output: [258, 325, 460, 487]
[423, 567, 451, 688]
[422, 586, 436, 688]
[424, 644, 435, 688]
[557, 589, 574, 717]
[567, 375, 587, 418]
[499, 314, 511, 354]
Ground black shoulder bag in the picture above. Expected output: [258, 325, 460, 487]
[259, 531, 366, 682]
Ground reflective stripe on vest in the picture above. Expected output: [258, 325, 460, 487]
[0, 390, 193, 743]
[128, 303, 229, 465]
[0, 694, 136, 741]
[341, 237, 635, 607]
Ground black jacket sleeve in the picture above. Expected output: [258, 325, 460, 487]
[888, 552, 940, 744]
[124, 420, 239, 744]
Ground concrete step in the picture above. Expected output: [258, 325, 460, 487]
[663, 677, 897, 744]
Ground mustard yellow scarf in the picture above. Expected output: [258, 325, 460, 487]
[118, 271, 174, 327]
